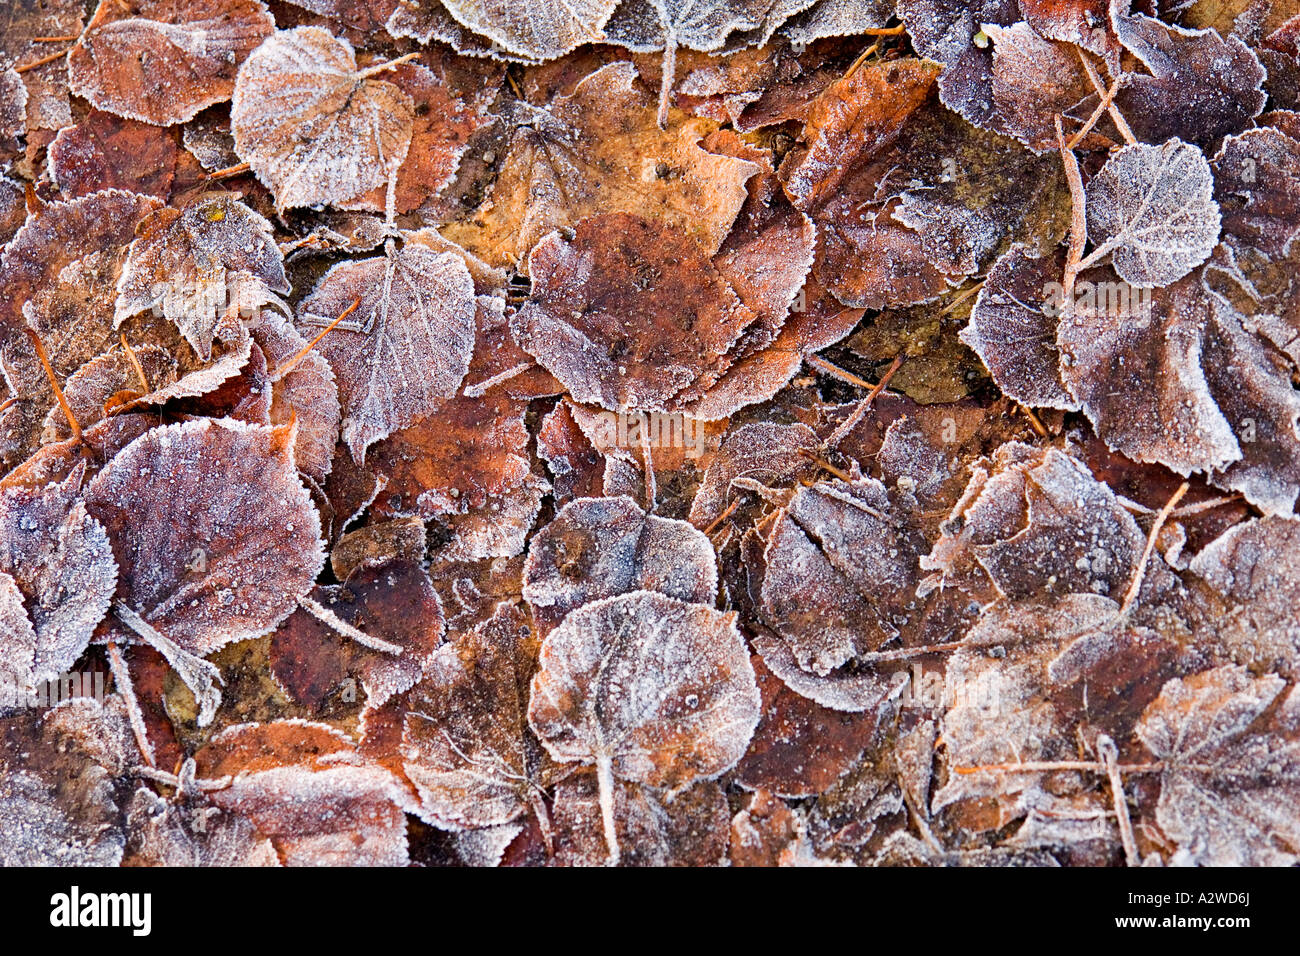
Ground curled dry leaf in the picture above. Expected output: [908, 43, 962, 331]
[523, 495, 718, 632]
[298, 240, 476, 462]
[116, 194, 289, 361]
[68, 0, 275, 126]
[231, 26, 415, 212]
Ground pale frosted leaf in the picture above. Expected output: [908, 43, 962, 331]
[297, 242, 476, 462]
[84, 418, 325, 657]
[528, 590, 760, 791]
[441, 0, 617, 59]
[0, 472, 117, 684]
[523, 496, 717, 632]
[1085, 139, 1221, 288]
[231, 26, 414, 211]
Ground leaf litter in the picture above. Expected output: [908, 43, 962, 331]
[0, 0, 1298, 869]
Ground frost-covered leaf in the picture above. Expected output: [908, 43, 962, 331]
[442, 62, 758, 267]
[961, 245, 1078, 410]
[124, 784, 280, 867]
[0, 471, 117, 685]
[922, 444, 1154, 607]
[761, 477, 924, 675]
[252, 310, 341, 483]
[341, 60, 493, 215]
[47, 110, 182, 201]
[441, 0, 618, 59]
[231, 26, 415, 212]
[1114, 13, 1267, 149]
[1084, 139, 1221, 288]
[0, 189, 160, 464]
[401, 602, 554, 829]
[84, 418, 325, 657]
[1135, 665, 1300, 866]
[523, 496, 717, 632]
[734, 655, 879, 798]
[1190, 516, 1300, 678]
[512, 213, 757, 412]
[68, 0, 275, 126]
[297, 240, 476, 462]
[551, 772, 729, 866]
[0, 697, 137, 866]
[896, 0, 1021, 127]
[194, 719, 413, 865]
[528, 590, 758, 861]
[117, 194, 289, 361]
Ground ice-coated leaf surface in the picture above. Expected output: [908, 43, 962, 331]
[84, 418, 325, 656]
[68, 0, 275, 126]
[1136, 666, 1300, 866]
[297, 240, 476, 462]
[1084, 139, 1221, 288]
[528, 590, 760, 791]
[231, 26, 415, 211]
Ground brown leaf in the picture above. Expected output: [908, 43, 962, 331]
[1135, 665, 1300, 866]
[400, 602, 553, 829]
[513, 213, 758, 412]
[69, 0, 274, 126]
[442, 61, 758, 267]
[194, 719, 413, 865]
[551, 772, 729, 866]
[271, 559, 444, 712]
[1114, 13, 1267, 149]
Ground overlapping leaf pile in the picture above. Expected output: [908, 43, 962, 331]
[0, 0, 1298, 867]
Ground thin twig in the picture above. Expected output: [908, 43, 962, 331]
[120, 332, 150, 393]
[15, 48, 68, 73]
[1076, 49, 1136, 145]
[1115, 480, 1189, 620]
[1098, 734, 1140, 867]
[271, 297, 360, 381]
[25, 325, 81, 444]
[828, 354, 904, 447]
